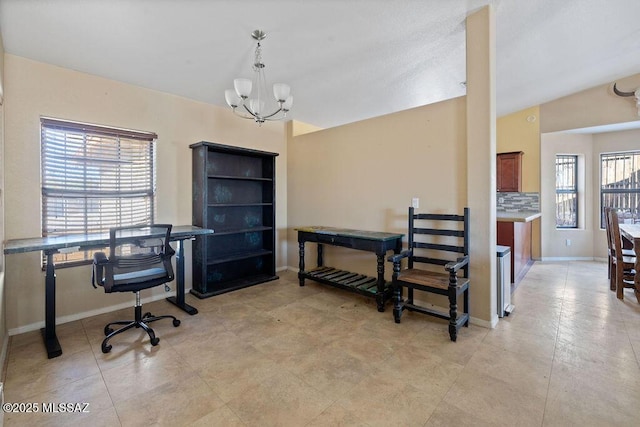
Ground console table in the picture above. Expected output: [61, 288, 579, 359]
[3, 225, 213, 359]
[296, 227, 403, 311]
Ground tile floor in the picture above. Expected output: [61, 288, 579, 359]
[2, 261, 640, 426]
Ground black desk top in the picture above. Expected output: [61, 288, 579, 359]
[296, 226, 403, 241]
[4, 225, 214, 254]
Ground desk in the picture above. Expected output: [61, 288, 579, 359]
[296, 227, 403, 311]
[619, 223, 640, 301]
[3, 225, 214, 358]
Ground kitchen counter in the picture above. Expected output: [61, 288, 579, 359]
[497, 211, 541, 223]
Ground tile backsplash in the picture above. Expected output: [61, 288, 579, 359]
[497, 192, 540, 212]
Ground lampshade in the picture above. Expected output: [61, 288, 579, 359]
[282, 96, 293, 112]
[225, 90, 241, 108]
[273, 83, 291, 102]
[234, 78, 252, 98]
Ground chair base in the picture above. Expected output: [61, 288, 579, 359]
[102, 302, 180, 353]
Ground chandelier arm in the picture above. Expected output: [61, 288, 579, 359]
[240, 103, 259, 119]
[232, 107, 256, 120]
[259, 106, 285, 120]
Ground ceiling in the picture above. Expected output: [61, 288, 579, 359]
[0, 0, 639, 129]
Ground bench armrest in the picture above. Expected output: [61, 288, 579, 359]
[388, 249, 412, 263]
[445, 255, 469, 273]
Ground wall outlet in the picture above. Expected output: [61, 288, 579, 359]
[411, 197, 419, 209]
[566, 239, 571, 246]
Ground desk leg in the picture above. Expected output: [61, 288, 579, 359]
[166, 239, 199, 315]
[634, 238, 640, 303]
[298, 241, 305, 286]
[376, 253, 386, 312]
[42, 251, 62, 359]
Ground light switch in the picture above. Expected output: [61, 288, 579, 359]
[411, 197, 419, 209]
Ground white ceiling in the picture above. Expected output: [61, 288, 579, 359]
[0, 0, 639, 129]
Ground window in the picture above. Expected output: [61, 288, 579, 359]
[556, 155, 578, 228]
[41, 118, 157, 266]
[601, 151, 640, 228]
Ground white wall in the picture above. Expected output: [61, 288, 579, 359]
[541, 127, 640, 261]
[540, 132, 594, 259]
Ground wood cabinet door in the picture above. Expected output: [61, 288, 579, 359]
[497, 152, 523, 192]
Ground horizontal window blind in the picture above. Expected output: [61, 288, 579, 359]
[41, 118, 157, 266]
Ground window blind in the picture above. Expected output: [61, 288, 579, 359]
[41, 118, 157, 265]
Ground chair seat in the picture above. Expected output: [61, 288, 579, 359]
[113, 267, 168, 285]
[397, 268, 469, 292]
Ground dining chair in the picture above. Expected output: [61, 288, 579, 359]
[608, 210, 636, 300]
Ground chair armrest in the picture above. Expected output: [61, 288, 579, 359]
[445, 255, 469, 272]
[387, 250, 412, 263]
[92, 252, 108, 289]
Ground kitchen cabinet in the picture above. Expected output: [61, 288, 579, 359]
[497, 151, 523, 192]
[496, 211, 540, 284]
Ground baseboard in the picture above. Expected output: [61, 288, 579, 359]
[8, 290, 180, 336]
[539, 256, 600, 262]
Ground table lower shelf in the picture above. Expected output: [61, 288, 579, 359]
[299, 266, 392, 300]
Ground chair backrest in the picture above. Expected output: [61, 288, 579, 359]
[104, 224, 175, 292]
[609, 210, 625, 262]
[407, 207, 469, 277]
[604, 207, 613, 255]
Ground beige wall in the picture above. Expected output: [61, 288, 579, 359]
[286, 6, 497, 326]
[0, 30, 8, 374]
[541, 73, 640, 133]
[496, 106, 542, 259]
[286, 96, 472, 315]
[3, 55, 287, 332]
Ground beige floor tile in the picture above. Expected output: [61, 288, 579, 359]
[114, 374, 225, 427]
[305, 402, 369, 426]
[340, 373, 440, 427]
[6, 261, 640, 427]
[543, 360, 640, 426]
[443, 369, 546, 426]
[483, 321, 556, 361]
[464, 342, 552, 399]
[425, 400, 497, 427]
[4, 348, 101, 402]
[226, 371, 333, 427]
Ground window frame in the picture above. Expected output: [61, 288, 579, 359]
[41, 117, 157, 267]
[600, 150, 640, 229]
[555, 154, 578, 229]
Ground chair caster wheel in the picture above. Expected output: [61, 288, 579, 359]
[102, 344, 112, 354]
[104, 326, 114, 336]
[173, 319, 181, 327]
[143, 312, 152, 319]
[150, 337, 160, 346]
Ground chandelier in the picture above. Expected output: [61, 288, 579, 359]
[225, 30, 293, 124]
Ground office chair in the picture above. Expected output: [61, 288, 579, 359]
[92, 224, 180, 353]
